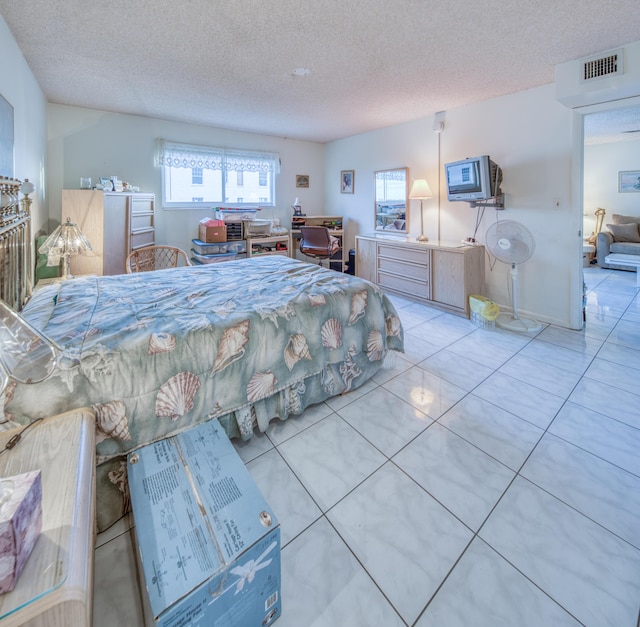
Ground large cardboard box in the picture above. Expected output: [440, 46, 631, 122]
[128, 421, 281, 627]
[199, 222, 227, 243]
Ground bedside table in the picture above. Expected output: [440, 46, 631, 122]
[0, 409, 95, 626]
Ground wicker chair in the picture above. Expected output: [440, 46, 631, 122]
[126, 245, 191, 273]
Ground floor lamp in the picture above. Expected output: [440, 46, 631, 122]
[409, 179, 433, 242]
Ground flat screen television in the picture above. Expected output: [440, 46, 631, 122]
[445, 155, 502, 202]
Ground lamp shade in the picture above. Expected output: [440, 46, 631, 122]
[409, 179, 433, 199]
[38, 218, 92, 258]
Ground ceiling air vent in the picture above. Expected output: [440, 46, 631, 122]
[581, 49, 623, 82]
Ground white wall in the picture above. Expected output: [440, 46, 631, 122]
[45, 82, 582, 326]
[47, 105, 324, 255]
[584, 139, 640, 238]
[0, 15, 48, 235]
[324, 84, 581, 328]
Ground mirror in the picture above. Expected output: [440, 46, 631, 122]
[375, 168, 408, 233]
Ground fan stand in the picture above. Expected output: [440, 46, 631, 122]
[496, 263, 543, 333]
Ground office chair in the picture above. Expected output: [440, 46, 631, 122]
[126, 245, 191, 273]
[299, 226, 340, 268]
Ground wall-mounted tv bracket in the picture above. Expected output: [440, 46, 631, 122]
[470, 193, 504, 209]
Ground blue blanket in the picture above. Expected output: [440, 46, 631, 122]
[6, 257, 403, 529]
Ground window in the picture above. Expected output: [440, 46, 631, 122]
[158, 141, 280, 209]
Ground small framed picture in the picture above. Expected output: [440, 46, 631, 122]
[340, 170, 354, 194]
[296, 175, 309, 188]
[618, 170, 640, 193]
[100, 177, 114, 191]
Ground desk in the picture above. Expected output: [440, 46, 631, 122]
[0, 409, 95, 627]
[291, 215, 346, 271]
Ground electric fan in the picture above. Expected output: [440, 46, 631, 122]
[485, 220, 542, 333]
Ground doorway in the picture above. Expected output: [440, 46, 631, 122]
[583, 105, 640, 260]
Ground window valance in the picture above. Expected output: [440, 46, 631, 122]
[157, 141, 280, 173]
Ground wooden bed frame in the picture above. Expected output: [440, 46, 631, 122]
[0, 178, 33, 311]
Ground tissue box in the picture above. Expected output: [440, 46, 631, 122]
[199, 220, 227, 243]
[128, 421, 281, 627]
[0, 470, 43, 594]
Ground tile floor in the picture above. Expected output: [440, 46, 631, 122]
[93, 266, 640, 626]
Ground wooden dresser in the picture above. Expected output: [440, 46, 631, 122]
[0, 409, 95, 627]
[355, 235, 485, 317]
[63, 190, 155, 276]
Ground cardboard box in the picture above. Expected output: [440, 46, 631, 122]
[199, 222, 227, 243]
[0, 470, 43, 594]
[128, 421, 281, 627]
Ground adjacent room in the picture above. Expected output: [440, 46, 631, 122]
[1, 1, 639, 625]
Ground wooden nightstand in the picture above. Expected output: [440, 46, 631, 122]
[0, 409, 95, 626]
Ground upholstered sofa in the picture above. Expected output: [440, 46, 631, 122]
[596, 213, 640, 270]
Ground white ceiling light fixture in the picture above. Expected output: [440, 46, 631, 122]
[292, 67, 311, 77]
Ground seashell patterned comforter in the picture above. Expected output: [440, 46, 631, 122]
[4, 256, 403, 531]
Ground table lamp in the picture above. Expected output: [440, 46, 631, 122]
[38, 218, 92, 280]
[409, 179, 433, 242]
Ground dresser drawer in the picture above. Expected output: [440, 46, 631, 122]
[130, 213, 153, 231]
[377, 270, 430, 300]
[130, 196, 154, 214]
[131, 229, 155, 250]
[378, 243, 428, 265]
[378, 256, 428, 280]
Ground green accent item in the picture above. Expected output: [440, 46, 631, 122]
[35, 235, 61, 281]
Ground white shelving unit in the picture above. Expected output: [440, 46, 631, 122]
[246, 233, 292, 257]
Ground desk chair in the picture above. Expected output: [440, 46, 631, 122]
[299, 226, 340, 268]
[126, 245, 191, 273]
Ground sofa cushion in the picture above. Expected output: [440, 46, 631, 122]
[612, 213, 640, 226]
[610, 241, 640, 255]
[606, 222, 640, 242]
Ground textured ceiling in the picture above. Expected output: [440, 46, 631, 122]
[2, 0, 640, 143]
[584, 106, 640, 145]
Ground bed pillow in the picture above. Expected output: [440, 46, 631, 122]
[35, 235, 62, 280]
[606, 223, 640, 243]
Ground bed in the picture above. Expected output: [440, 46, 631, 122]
[3, 255, 403, 531]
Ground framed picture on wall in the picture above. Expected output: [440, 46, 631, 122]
[618, 170, 640, 193]
[0, 93, 14, 178]
[296, 175, 310, 188]
[340, 170, 354, 194]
